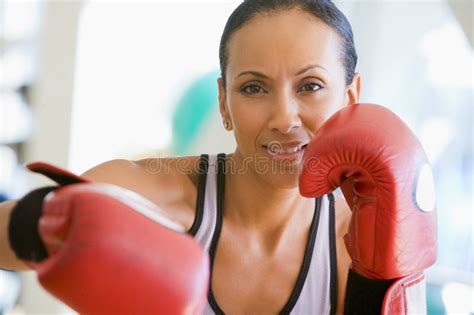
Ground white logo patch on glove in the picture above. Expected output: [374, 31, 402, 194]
[415, 164, 436, 213]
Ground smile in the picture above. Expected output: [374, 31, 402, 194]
[261, 142, 308, 161]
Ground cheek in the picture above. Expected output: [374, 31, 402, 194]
[301, 109, 326, 134]
[301, 88, 347, 131]
[228, 97, 268, 147]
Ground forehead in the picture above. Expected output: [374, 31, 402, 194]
[227, 8, 343, 77]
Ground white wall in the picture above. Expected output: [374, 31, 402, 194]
[20, 1, 82, 314]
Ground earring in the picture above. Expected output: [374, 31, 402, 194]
[223, 121, 230, 130]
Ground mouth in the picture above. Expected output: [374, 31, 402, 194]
[261, 142, 308, 157]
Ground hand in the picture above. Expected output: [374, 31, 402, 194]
[299, 103, 437, 280]
[13, 163, 209, 315]
[37, 182, 209, 314]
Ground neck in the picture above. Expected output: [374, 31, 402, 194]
[223, 152, 314, 246]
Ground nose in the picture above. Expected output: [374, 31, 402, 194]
[268, 91, 302, 134]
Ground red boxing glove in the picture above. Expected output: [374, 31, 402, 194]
[26, 163, 209, 315]
[299, 103, 437, 280]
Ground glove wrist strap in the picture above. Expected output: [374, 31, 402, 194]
[8, 186, 57, 262]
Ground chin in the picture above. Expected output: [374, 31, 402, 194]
[262, 169, 301, 190]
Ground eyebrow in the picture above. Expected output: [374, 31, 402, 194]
[296, 64, 328, 75]
[236, 71, 268, 80]
[236, 64, 328, 80]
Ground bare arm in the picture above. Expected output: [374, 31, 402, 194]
[334, 195, 352, 314]
[0, 157, 194, 272]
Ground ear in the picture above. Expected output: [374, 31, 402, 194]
[345, 73, 361, 105]
[218, 78, 230, 121]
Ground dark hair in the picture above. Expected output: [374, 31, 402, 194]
[219, 0, 357, 88]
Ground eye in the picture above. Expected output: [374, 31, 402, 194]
[241, 84, 266, 95]
[298, 82, 323, 93]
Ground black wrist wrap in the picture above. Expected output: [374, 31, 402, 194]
[8, 186, 57, 262]
[344, 269, 395, 315]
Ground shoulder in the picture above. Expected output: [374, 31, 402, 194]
[81, 155, 204, 230]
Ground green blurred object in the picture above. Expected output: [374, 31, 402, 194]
[427, 283, 446, 315]
[172, 70, 220, 155]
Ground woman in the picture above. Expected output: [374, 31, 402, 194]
[1, 1, 367, 314]
[182, 1, 359, 313]
[96, 2, 357, 312]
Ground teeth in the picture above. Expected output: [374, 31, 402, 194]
[268, 145, 304, 154]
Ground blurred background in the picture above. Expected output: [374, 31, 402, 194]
[0, 0, 472, 314]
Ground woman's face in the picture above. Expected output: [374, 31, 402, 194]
[219, 8, 360, 188]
